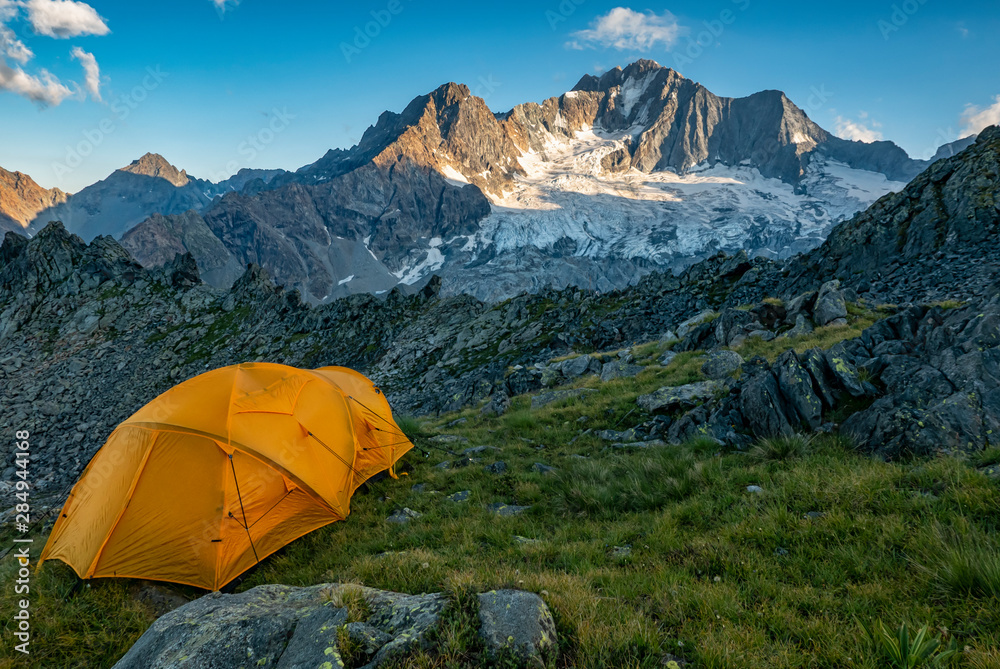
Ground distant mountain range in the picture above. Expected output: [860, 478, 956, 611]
[3, 59, 972, 302]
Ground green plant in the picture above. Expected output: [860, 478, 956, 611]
[748, 434, 811, 462]
[932, 544, 1000, 600]
[394, 414, 423, 441]
[858, 619, 959, 668]
[975, 446, 1000, 468]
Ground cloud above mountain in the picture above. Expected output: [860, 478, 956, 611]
[960, 95, 1000, 137]
[24, 0, 108, 38]
[567, 8, 686, 51]
[834, 115, 884, 143]
[0, 0, 107, 105]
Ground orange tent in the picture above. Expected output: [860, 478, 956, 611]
[39, 363, 413, 591]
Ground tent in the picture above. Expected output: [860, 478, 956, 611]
[39, 362, 413, 591]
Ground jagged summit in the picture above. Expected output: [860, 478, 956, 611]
[120, 153, 190, 187]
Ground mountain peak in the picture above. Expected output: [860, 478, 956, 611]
[120, 153, 189, 187]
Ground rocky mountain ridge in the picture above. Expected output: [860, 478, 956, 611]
[0, 167, 67, 235]
[24, 60, 960, 304]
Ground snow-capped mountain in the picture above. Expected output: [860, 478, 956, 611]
[32, 60, 948, 302]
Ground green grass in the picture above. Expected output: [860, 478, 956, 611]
[4, 304, 1000, 668]
[734, 303, 890, 362]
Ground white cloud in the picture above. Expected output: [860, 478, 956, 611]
[834, 116, 884, 143]
[0, 58, 72, 105]
[960, 95, 1000, 137]
[568, 7, 686, 51]
[0, 24, 31, 62]
[25, 0, 109, 38]
[70, 45, 98, 100]
[212, 0, 239, 14]
[0, 0, 108, 106]
[0, 0, 31, 63]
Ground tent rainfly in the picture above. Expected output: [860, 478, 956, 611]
[39, 363, 413, 591]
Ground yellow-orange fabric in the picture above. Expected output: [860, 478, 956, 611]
[39, 363, 413, 591]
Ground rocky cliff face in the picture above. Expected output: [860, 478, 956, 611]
[0, 167, 66, 234]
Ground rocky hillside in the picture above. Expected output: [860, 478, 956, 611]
[0, 166, 66, 235]
[2, 125, 997, 505]
[780, 126, 1000, 304]
[118, 60, 944, 303]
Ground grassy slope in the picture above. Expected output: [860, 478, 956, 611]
[1, 305, 998, 668]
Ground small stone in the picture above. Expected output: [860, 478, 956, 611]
[531, 388, 598, 410]
[488, 503, 530, 517]
[429, 434, 469, 444]
[611, 545, 632, 558]
[531, 462, 556, 475]
[483, 461, 508, 475]
[774, 547, 789, 557]
[612, 440, 668, 450]
[463, 445, 501, 455]
[447, 490, 472, 502]
[747, 329, 775, 342]
[659, 351, 678, 367]
[387, 508, 422, 524]
[746, 485, 764, 494]
[434, 461, 451, 470]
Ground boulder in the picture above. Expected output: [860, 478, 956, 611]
[773, 351, 823, 429]
[112, 584, 448, 669]
[814, 280, 848, 326]
[559, 354, 600, 379]
[714, 309, 762, 347]
[637, 381, 722, 413]
[738, 371, 793, 438]
[530, 388, 597, 409]
[676, 310, 718, 339]
[600, 360, 644, 382]
[478, 590, 558, 664]
[481, 390, 511, 417]
[701, 351, 744, 380]
[785, 291, 818, 322]
[785, 314, 814, 338]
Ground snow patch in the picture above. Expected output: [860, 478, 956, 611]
[338, 275, 355, 285]
[439, 165, 469, 187]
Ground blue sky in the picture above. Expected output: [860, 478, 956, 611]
[1, 0, 998, 192]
